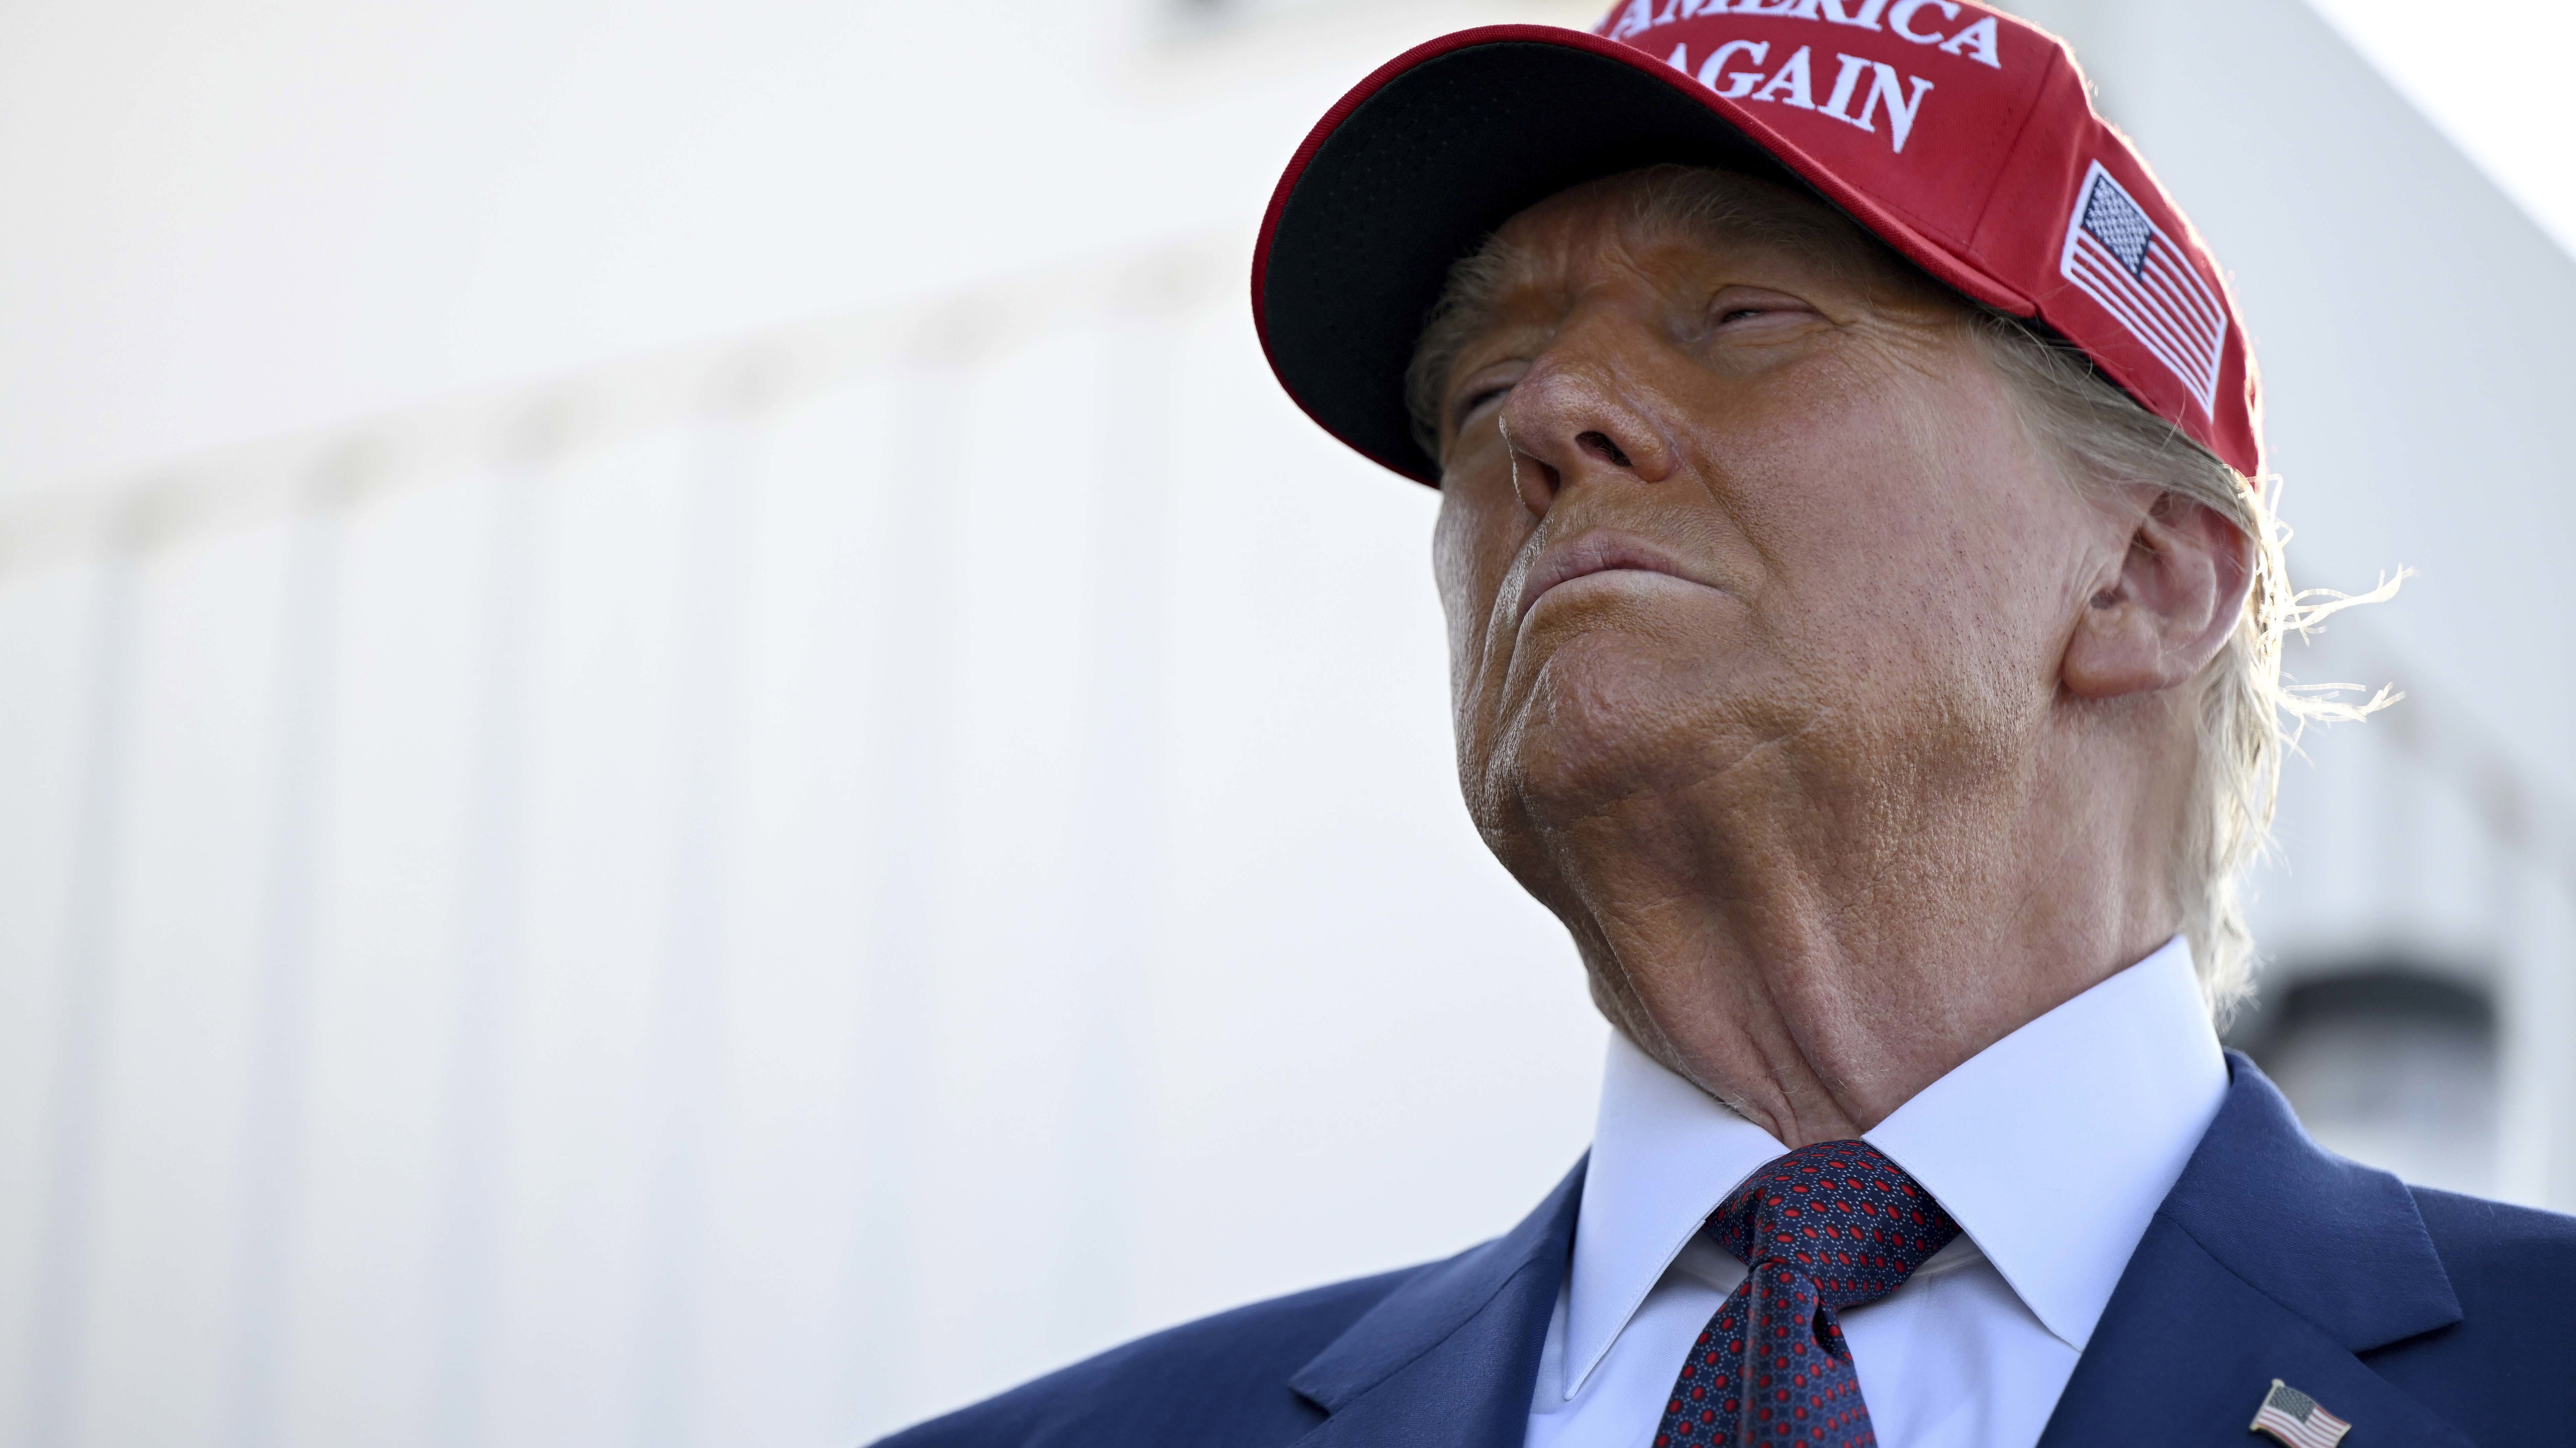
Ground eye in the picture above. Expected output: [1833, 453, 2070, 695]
[1714, 299, 1800, 327]
[1700, 287, 1824, 348]
[1447, 380, 1515, 436]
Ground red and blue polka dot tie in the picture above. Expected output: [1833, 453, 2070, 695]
[1654, 1140, 1960, 1448]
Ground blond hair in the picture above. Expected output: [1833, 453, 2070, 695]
[1968, 313, 2395, 1019]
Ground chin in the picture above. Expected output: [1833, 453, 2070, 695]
[1479, 627, 1749, 829]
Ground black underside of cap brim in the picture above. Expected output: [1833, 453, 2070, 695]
[1261, 39, 1793, 485]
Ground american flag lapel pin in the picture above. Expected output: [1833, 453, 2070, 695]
[2250, 1378, 2352, 1448]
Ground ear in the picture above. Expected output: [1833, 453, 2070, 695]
[2062, 491, 2255, 700]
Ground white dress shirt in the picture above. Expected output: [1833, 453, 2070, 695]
[1524, 938, 2228, 1448]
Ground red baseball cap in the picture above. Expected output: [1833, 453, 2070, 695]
[1250, 1, 2261, 485]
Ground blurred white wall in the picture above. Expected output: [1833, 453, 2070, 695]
[2308, 0, 2576, 256]
[0, 3, 2570, 1448]
[0, 247, 1616, 1448]
[0, 0, 1587, 490]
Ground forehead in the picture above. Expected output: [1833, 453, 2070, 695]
[1477, 167, 1903, 305]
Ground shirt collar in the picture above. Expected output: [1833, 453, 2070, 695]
[1865, 936, 2226, 1349]
[1562, 937, 2226, 1399]
[1564, 1028, 1784, 1399]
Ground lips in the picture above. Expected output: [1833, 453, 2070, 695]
[1515, 532, 1709, 624]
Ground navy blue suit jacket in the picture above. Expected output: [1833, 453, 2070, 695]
[876, 1055, 2576, 1446]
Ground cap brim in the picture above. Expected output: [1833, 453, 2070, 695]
[1250, 25, 2026, 487]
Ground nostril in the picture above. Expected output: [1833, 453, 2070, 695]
[1576, 431, 1634, 470]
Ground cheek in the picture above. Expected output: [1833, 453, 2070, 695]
[1724, 374, 2076, 689]
[1430, 496, 1495, 713]
[1429, 495, 1481, 663]
[1430, 495, 1475, 614]
[1431, 477, 1524, 654]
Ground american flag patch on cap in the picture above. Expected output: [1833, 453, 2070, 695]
[2249, 1378, 2352, 1448]
[2058, 161, 2229, 416]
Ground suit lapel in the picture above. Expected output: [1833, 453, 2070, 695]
[1286, 1159, 1584, 1448]
[2038, 1054, 2470, 1447]
[1282, 1058, 2472, 1447]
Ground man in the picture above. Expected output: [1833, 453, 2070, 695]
[879, 3, 2575, 1445]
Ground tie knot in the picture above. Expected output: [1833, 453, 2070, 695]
[1705, 1140, 1960, 1310]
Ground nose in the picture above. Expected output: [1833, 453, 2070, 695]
[1495, 355, 1677, 516]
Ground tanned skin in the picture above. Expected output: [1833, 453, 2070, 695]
[1426, 170, 2253, 1146]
